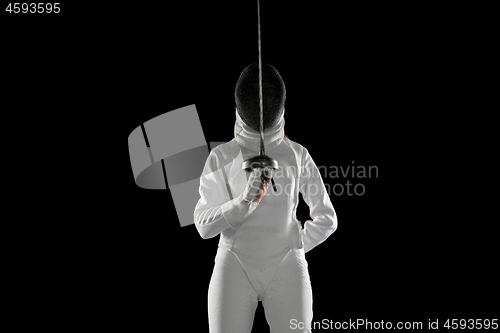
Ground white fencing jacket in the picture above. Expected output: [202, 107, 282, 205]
[194, 111, 337, 257]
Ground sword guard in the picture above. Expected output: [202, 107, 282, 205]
[242, 154, 279, 192]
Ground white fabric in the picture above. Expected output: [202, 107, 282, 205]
[234, 109, 285, 153]
[209, 247, 313, 333]
[194, 113, 337, 332]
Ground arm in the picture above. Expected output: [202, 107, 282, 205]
[299, 148, 338, 253]
[194, 148, 261, 239]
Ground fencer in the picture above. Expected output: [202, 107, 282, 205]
[194, 62, 338, 333]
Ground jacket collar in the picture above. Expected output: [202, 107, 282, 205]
[234, 108, 285, 153]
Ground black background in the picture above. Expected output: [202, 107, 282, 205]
[2, 1, 496, 331]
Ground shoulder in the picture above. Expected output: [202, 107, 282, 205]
[208, 139, 242, 164]
[280, 137, 312, 171]
[210, 139, 240, 155]
[282, 137, 309, 156]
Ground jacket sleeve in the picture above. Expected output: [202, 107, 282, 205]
[299, 147, 338, 253]
[194, 148, 259, 239]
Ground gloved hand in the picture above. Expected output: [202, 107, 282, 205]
[242, 167, 274, 203]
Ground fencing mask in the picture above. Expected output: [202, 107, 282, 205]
[235, 62, 286, 132]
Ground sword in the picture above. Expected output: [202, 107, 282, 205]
[242, 0, 278, 192]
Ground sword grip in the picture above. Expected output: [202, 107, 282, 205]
[271, 177, 277, 192]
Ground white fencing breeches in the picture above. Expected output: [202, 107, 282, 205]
[208, 247, 313, 333]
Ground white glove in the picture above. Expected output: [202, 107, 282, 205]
[242, 167, 273, 203]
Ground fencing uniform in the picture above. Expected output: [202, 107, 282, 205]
[194, 110, 337, 332]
